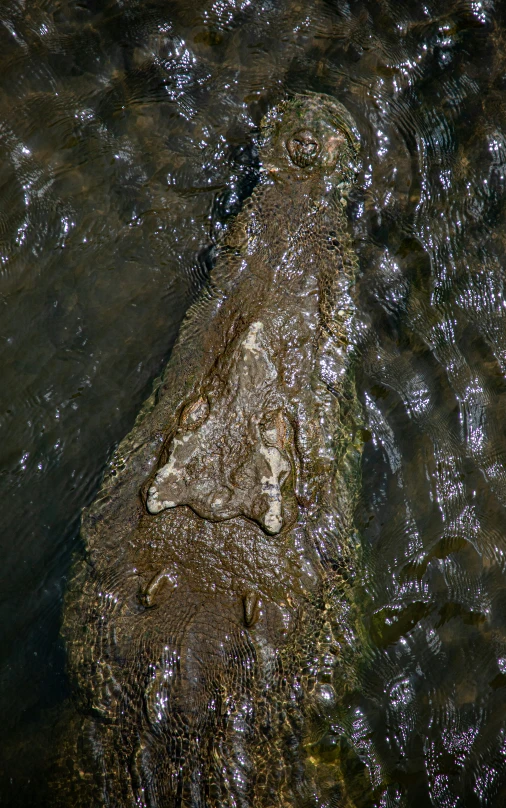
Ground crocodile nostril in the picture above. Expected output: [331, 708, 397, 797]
[286, 129, 321, 167]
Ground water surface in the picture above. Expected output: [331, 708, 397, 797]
[1, 0, 506, 805]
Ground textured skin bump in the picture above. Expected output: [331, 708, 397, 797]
[60, 93, 364, 808]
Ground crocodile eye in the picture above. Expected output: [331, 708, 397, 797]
[286, 129, 321, 167]
[179, 396, 209, 430]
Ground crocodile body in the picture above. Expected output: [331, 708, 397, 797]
[62, 93, 363, 807]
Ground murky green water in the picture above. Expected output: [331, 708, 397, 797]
[1, 0, 506, 805]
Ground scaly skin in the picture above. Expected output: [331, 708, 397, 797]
[61, 93, 364, 807]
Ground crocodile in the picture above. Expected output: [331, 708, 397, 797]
[61, 92, 364, 807]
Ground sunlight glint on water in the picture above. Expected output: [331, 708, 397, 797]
[1, 0, 506, 804]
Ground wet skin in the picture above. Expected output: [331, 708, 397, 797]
[62, 93, 363, 807]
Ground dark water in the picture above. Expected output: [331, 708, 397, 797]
[1, 0, 506, 805]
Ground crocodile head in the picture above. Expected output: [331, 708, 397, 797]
[63, 93, 363, 808]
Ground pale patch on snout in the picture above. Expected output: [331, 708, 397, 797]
[145, 321, 295, 535]
[242, 321, 264, 354]
[258, 443, 290, 534]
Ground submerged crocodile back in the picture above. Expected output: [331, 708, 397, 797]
[60, 93, 364, 808]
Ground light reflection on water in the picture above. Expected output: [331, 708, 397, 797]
[1, 0, 506, 804]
